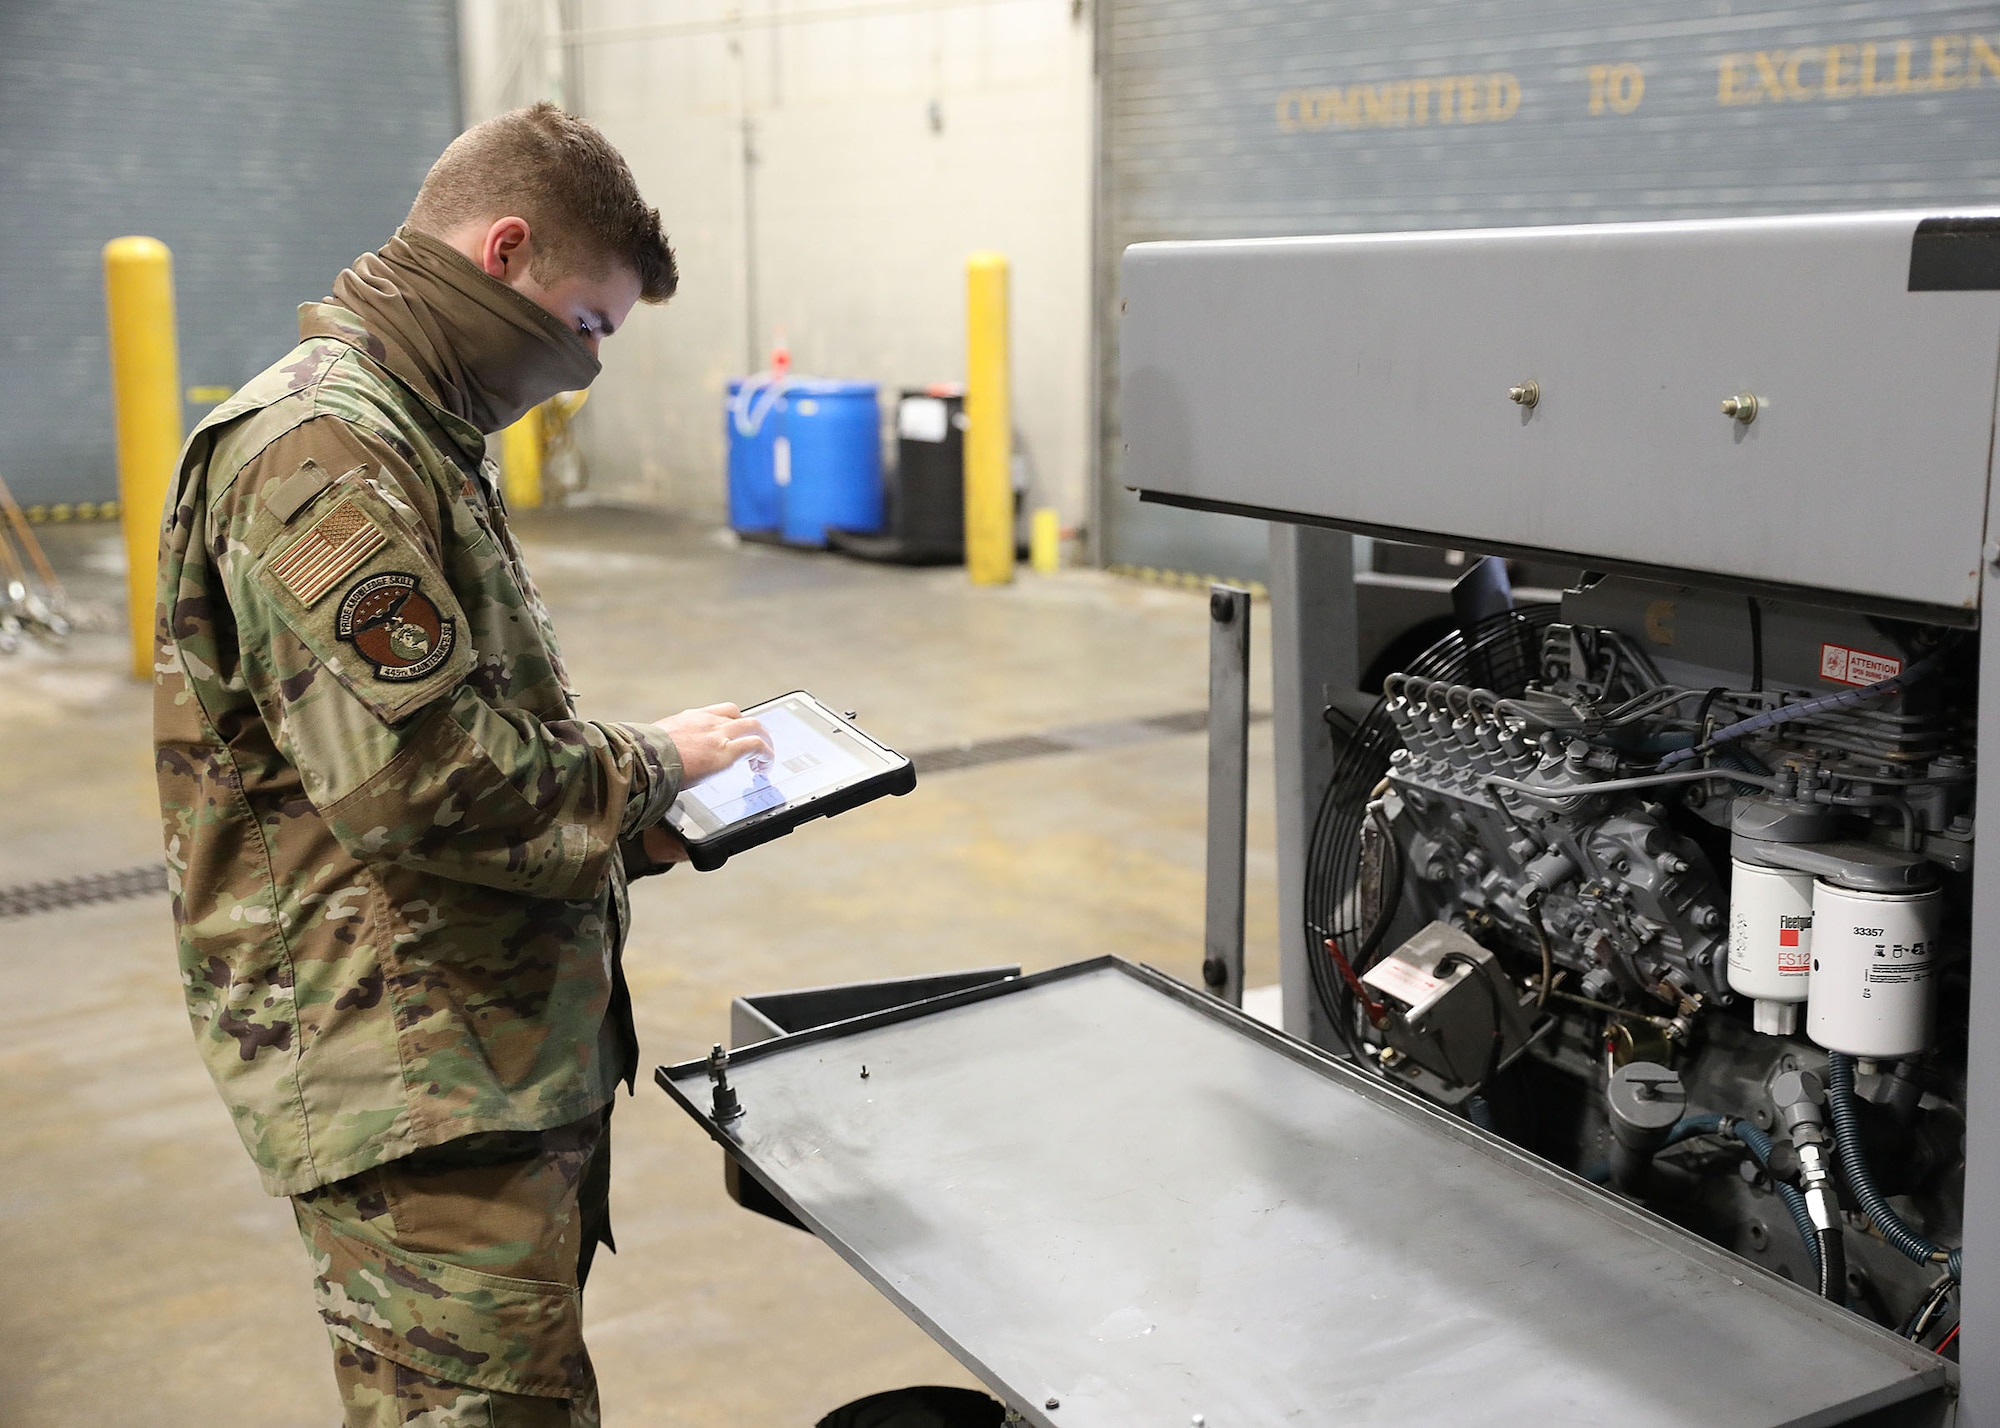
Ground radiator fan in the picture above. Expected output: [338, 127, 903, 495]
[1302, 604, 1558, 1055]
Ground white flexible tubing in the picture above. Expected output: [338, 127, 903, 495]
[730, 370, 791, 439]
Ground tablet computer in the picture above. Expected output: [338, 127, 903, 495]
[662, 691, 917, 871]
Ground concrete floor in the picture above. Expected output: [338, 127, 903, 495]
[0, 508, 1277, 1426]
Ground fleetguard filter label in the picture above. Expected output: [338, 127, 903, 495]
[1820, 643, 1902, 687]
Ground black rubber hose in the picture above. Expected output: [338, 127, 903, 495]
[1816, 1227, 1847, 1304]
[1826, 1054, 1962, 1279]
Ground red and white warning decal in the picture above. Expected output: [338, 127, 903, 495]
[1362, 955, 1446, 1007]
[1819, 643, 1902, 688]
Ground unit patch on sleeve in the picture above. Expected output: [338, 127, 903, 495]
[335, 572, 458, 681]
[268, 498, 388, 605]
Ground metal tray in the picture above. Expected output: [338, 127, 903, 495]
[657, 958, 1952, 1427]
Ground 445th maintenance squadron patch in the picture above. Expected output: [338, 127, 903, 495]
[335, 572, 458, 681]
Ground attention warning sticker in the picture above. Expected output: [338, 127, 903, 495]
[1820, 643, 1902, 688]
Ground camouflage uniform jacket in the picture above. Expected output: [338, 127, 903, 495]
[155, 303, 681, 1197]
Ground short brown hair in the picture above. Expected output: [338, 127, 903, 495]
[408, 102, 677, 303]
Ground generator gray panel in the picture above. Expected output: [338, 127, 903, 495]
[0, 2, 459, 507]
[1122, 213, 2000, 615]
[1098, 0, 2000, 574]
[659, 960, 1953, 1424]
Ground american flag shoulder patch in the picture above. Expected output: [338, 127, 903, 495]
[267, 499, 388, 606]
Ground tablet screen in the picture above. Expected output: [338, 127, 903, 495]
[665, 693, 904, 841]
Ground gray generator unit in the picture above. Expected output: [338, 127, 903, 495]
[1122, 210, 1994, 1417]
[663, 213, 1987, 1424]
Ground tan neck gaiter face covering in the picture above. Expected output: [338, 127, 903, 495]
[330, 228, 602, 434]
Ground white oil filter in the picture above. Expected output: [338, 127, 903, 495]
[1727, 859, 1814, 1036]
[1805, 882, 1942, 1060]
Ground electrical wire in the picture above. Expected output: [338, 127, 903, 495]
[1692, 686, 1726, 742]
[1546, 988, 1677, 1030]
[1747, 597, 1764, 693]
[1904, 1274, 1956, 1340]
[1526, 901, 1554, 1008]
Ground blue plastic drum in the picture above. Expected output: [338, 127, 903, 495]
[725, 377, 784, 535]
[777, 380, 883, 547]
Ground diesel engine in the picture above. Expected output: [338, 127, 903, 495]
[1310, 573, 1971, 1351]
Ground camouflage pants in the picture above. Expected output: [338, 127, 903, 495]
[291, 1111, 613, 1427]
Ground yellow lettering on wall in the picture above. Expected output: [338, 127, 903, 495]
[1286, 30, 2000, 137]
[1609, 64, 1645, 112]
[1929, 35, 1966, 89]
[1318, 88, 1362, 127]
[1275, 71, 1523, 132]
[1972, 35, 2000, 82]
[1587, 64, 1643, 114]
[1718, 53, 1751, 105]
[1714, 32, 2000, 105]
[1457, 74, 1485, 121]
[1408, 77, 1434, 125]
[1751, 51, 1788, 102]
[1893, 38, 1918, 91]
[1860, 41, 1893, 95]
[1362, 82, 1407, 126]
[1781, 48, 1818, 98]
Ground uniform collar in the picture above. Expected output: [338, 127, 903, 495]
[297, 300, 491, 466]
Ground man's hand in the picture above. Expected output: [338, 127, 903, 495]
[641, 824, 689, 865]
[655, 703, 772, 785]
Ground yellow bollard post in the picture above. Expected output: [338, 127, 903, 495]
[103, 237, 184, 681]
[964, 251, 1014, 585]
[1030, 506, 1061, 574]
[501, 402, 544, 509]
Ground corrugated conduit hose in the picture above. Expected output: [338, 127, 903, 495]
[1826, 1053, 1962, 1281]
[1662, 1113, 1822, 1283]
[1656, 648, 1946, 773]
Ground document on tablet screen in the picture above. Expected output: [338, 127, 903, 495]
[679, 704, 867, 826]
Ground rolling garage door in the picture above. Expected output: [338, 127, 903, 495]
[1096, 0, 2000, 578]
[0, 1, 459, 508]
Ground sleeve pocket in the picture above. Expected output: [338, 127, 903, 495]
[248, 486, 476, 726]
